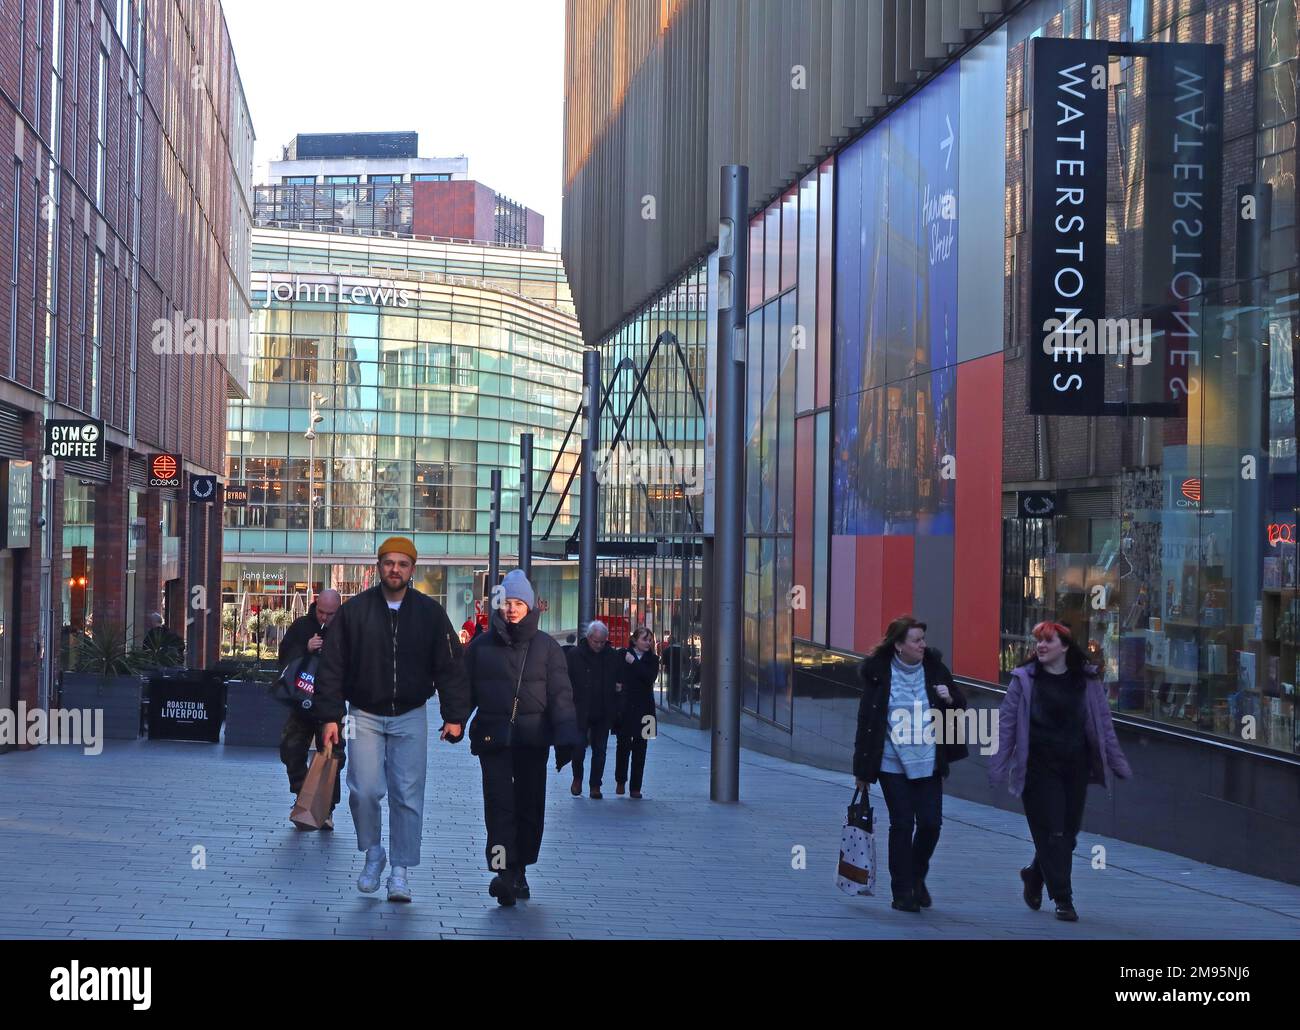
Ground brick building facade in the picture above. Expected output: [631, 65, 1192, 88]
[0, 0, 252, 733]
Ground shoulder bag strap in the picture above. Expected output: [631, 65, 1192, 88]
[508, 640, 533, 727]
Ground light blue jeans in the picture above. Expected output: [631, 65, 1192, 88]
[346, 705, 428, 868]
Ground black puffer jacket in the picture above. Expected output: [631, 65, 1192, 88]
[615, 646, 659, 737]
[465, 608, 581, 755]
[278, 605, 325, 671]
[565, 638, 623, 728]
[853, 647, 968, 783]
[315, 585, 470, 724]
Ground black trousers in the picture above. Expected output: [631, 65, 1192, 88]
[280, 709, 345, 810]
[1021, 755, 1090, 903]
[877, 771, 943, 900]
[479, 745, 549, 872]
[614, 733, 648, 791]
[570, 722, 611, 787]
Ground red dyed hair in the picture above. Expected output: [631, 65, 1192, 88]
[1031, 621, 1073, 643]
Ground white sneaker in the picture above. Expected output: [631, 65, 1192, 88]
[386, 866, 412, 903]
[357, 846, 386, 894]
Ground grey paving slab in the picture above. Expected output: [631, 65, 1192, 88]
[0, 720, 1297, 939]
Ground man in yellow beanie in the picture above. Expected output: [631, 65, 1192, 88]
[316, 536, 471, 903]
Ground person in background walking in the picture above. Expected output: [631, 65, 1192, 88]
[990, 621, 1131, 922]
[614, 626, 659, 799]
[853, 616, 968, 912]
[316, 538, 471, 904]
[278, 589, 344, 830]
[466, 570, 580, 906]
[565, 620, 621, 798]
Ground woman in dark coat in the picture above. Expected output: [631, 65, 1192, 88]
[990, 621, 1131, 922]
[853, 616, 968, 912]
[465, 570, 580, 906]
[613, 626, 659, 798]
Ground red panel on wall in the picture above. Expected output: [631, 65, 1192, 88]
[881, 535, 916, 633]
[793, 416, 814, 639]
[853, 536, 884, 653]
[952, 353, 1004, 682]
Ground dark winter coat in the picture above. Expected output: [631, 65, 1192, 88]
[853, 647, 969, 783]
[279, 605, 326, 670]
[565, 638, 623, 729]
[465, 608, 581, 755]
[314, 585, 470, 725]
[615, 646, 659, 738]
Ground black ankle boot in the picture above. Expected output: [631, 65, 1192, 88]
[914, 880, 932, 908]
[1020, 866, 1043, 911]
[891, 891, 921, 913]
[1055, 899, 1079, 922]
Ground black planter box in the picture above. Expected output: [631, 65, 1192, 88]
[224, 680, 289, 748]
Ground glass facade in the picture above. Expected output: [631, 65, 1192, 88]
[223, 226, 584, 650]
[993, 0, 1299, 755]
[596, 263, 709, 714]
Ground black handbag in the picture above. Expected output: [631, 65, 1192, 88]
[476, 641, 532, 751]
[272, 653, 321, 713]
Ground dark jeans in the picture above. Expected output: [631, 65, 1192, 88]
[877, 771, 943, 900]
[614, 733, 648, 791]
[280, 709, 345, 810]
[479, 745, 549, 872]
[1020, 754, 1089, 903]
[570, 722, 611, 787]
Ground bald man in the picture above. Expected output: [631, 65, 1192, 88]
[278, 590, 345, 830]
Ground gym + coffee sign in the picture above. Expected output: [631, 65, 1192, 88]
[1027, 38, 1223, 416]
[43, 419, 105, 460]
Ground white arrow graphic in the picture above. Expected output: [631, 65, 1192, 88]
[940, 114, 954, 170]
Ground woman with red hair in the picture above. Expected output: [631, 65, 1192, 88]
[990, 621, 1132, 922]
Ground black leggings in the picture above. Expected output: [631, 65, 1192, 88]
[1020, 756, 1089, 903]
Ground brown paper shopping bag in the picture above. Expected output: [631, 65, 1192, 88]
[290, 741, 340, 831]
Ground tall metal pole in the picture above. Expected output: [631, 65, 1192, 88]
[711, 165, 748, 803]
[578, 349, 600, 631]
[519, 432, 533, 577]
[306, 433, 315, 607]
[488, 468, 502, 601]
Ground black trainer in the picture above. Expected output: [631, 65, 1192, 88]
[1055, 900, 1079, 922]
[914, 880, 932, 908]
[514, 869, 531, 900]
[1020, 866, 1043, 911]
[488, 872, 516, 907]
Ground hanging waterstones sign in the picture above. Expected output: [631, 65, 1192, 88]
[1140, 43, 1224, 411]
[1028, 36, 1110, 416]
[44, 418, 104, 460]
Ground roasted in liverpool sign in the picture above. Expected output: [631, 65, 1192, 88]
[1028, 38, 1224, 416]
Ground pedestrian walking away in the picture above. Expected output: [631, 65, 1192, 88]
[613, 626, 659, 799]
[465, 569, 580, 906]
[315, 537, 471, 904]
[278, 589, 345, 830]
[989, 621, 1133, 922]
[565, 619, 622, 798]
[853, 616, 968, 912]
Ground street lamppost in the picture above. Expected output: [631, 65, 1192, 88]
[304, 392, 325, 607]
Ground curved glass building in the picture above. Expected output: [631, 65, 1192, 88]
[222, 225, 583, 652]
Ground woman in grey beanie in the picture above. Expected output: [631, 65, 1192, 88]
[464, 569, 581, 905]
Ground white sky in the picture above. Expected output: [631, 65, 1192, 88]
[220, 0, 566, 249]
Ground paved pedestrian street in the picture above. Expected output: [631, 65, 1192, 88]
[2, 722, 1298, 940]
